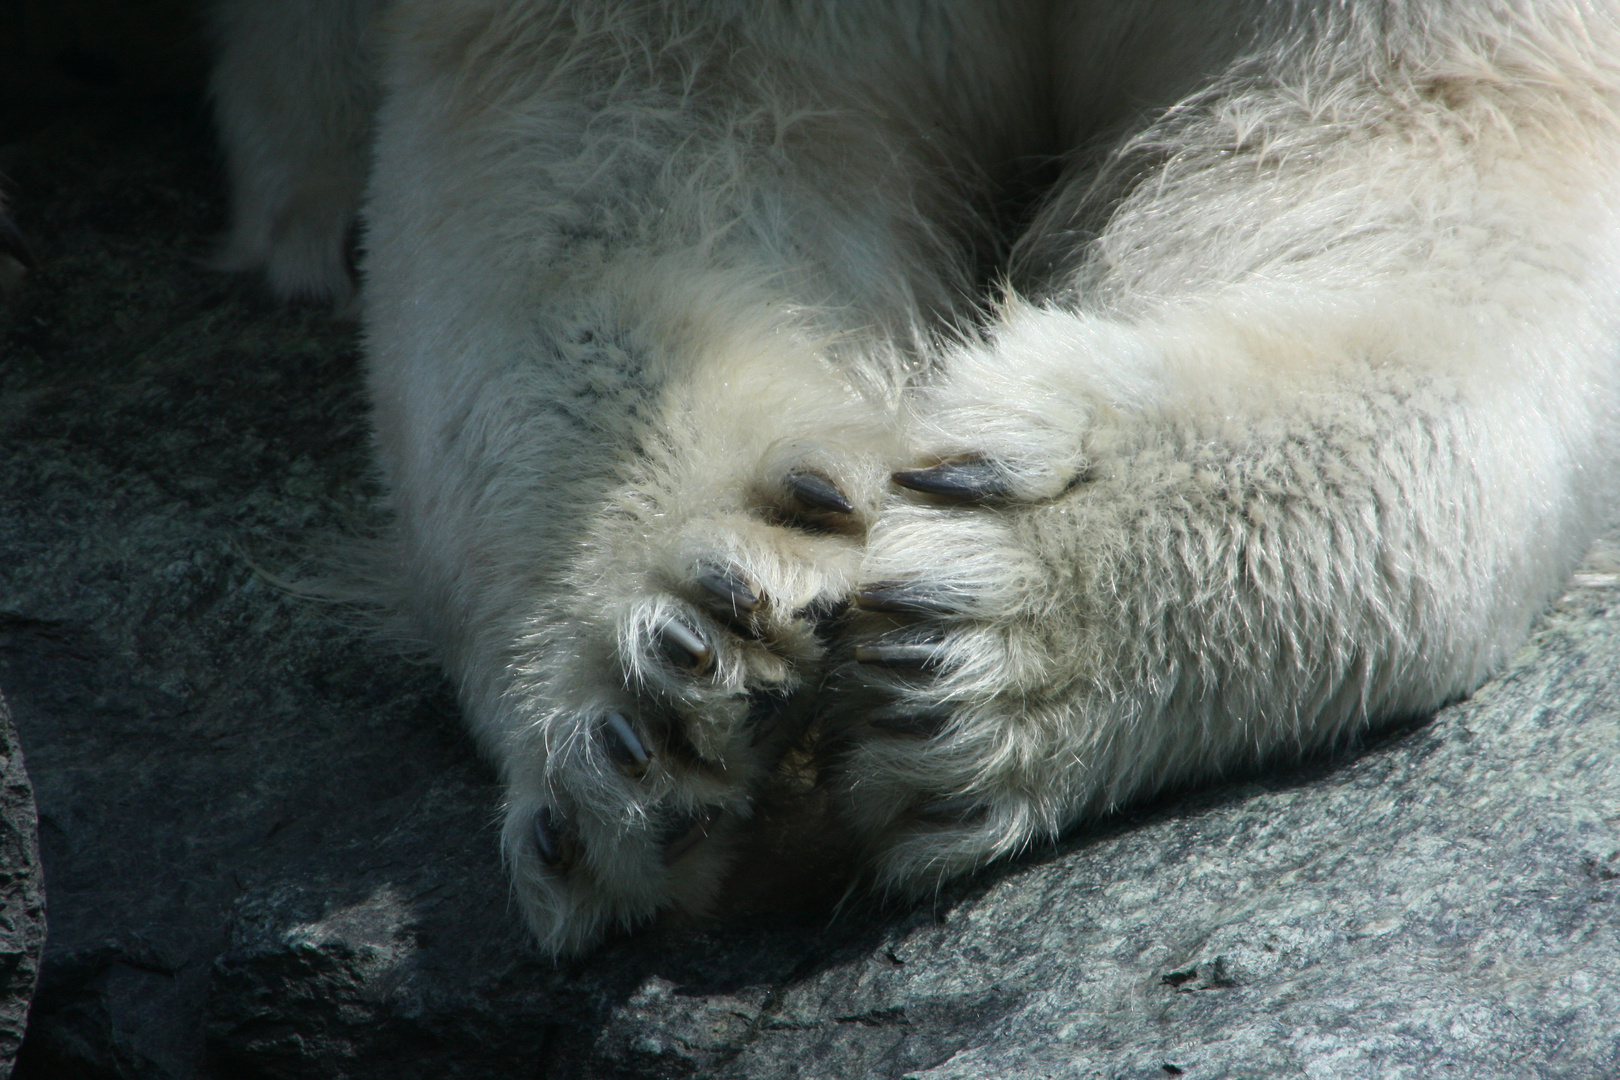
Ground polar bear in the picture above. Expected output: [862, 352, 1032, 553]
[211, 0, 1620, 955]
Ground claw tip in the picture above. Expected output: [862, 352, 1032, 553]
[603, 712, 651, 770]
[787, 470, 854, 515]
[659, 618, 713, 673]
[532, 805, 563, 866]
[891, 456, 1010, 501]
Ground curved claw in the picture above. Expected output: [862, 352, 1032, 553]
[658, 618, 713, 674]
[602, 712, 651, 774]
[854, 641, 946, 669]
[787, 470, 854, 514]
[856, 581, 971, 616]
[892, 456, 1011, 501]
[696, 563, 760, 617]
[659, 805, 722, 864]
[532, 805, 564, 866]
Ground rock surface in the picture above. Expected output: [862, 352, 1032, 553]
[2, 89, 1619, 1080]
[0, 690, 45, 1079]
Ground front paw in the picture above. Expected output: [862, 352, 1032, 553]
[498, 448, 890, 954]
[824, 439, 1103, 894]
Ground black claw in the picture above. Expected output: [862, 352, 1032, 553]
[532, 805, 563, 866]
[658, 618, 713, 673]
[0, 210, 37, 270]
[916, 796, 987, 826]
[787, 470, 854, 514]
[869, 703, 954, 737]
[659, 805, 722, 864]
[854, 642, 946, 669]
[602, 712, 651, 773]
[695, 563, 760, 616]
[892, 456, 1011, 501]
[856, 581, 970, 616]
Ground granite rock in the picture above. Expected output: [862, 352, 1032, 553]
[0, 690, 45, 1079]
[1, 87, 1618, 1080]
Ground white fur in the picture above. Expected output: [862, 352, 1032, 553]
[208, 0, 382, 303]
[213, 0, 1620, 954]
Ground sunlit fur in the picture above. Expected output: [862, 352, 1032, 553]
[214, 0, 1620, 955]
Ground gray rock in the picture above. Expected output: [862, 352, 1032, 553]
[0, 689, 45, 1078]
[2, 91, 1618, 1080]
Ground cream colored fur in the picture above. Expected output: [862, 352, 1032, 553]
[213, 0, 1620, 955]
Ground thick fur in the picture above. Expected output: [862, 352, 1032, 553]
[213, 0, 1620, 955]
[209, 0, 382, 303]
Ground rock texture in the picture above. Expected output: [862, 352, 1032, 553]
[2, 90, 1619, 1080]
[0, 690, 45, 1078]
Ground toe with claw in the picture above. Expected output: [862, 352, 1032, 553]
[696, 562, 761, 617]
[891, 455, 1011, 502]
[532, 805, 566, 868]
[602, 712, 652, 775]
[657, 617, 713, 673]
[787, 469, 856, 514]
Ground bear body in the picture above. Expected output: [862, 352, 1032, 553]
[212, 0, 1620, 954]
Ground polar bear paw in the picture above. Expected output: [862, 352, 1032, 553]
[826, 440, 1098, 897]
[498, 442, 895, 954]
